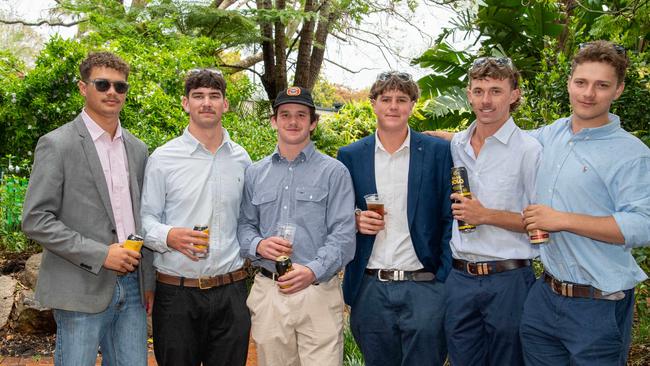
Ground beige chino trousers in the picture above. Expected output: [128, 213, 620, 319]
[247, 274, 344, 366]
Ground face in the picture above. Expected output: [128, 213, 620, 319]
[467, 77, 519, 127]
[568, 61, 624, 127]
[271, 103, 316, 148]
[372, 89, 415, 133]
[182, 87, 229, 129]
[78, 66, 128, 121]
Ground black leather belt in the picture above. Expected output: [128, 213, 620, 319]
[365, 268, 435, 282]
[543, 272, 624, 301]
[453, 258, 531, 276]
[258, 267, 280, 280]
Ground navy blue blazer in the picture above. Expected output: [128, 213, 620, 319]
[337, 131, 453, 306]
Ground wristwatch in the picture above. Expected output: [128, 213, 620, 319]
[354, 208, 362, 216]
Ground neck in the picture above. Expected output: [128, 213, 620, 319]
[376, 126, 408, 154]
[278, 140, 310, 161]
[471, 117, 508, 157]
[84, 108, 119, 138]
[188, 122, 223, 153]
[571, 114, 610, 134]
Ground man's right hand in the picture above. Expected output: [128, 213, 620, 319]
[357, 210, 385, 235]
[423, 130, 455, 141]
[256, 237, 293, 260]
[104, 243, 141, 273]
[166, 227, 209, 261]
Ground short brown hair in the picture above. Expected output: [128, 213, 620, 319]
[184, 69, 227, 97]
[369, 72, 420, 101]
[79, 52, 130, 81]
[571, 40, 628, 85]
[468, 57, 521, 111]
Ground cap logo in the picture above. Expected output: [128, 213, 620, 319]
[287, 87, 302, 96]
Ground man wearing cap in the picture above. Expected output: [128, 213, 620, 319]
[238, 86, 356, 366]
[141, 69, 251, 365]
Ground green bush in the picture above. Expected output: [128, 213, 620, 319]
[0, 157, 34, 252]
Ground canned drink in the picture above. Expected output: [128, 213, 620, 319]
[123, 234, 144, 252]
[529, 229, 550, 244]
[193, 225, 210, 259]
[275, 255, 293, 289]
[451, 167, 476, 233]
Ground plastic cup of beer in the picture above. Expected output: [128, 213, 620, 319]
[193, 224, 210, 259]
[277, 223, 296, 245]
[364, 193, 385, 218]
[123, 234, 144, 252]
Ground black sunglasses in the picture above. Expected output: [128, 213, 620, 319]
[578, 42, 626, 56]
[472, 57, 514, 68]
[376, 71, 413, 82]
[88, 79, 129, 94]
[188, 68, 223, 77]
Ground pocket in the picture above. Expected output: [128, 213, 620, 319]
[251, 190, 278, 223]
[481, 173, 520, 210]
[295, 186, 328, 220]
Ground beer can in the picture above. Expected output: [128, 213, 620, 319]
[193, 225, 209, 259]
[123, 233, 144, 252]
[528, 229, 550, 244]
[451, 167, 476, 233]
[275, 255, 293, 276]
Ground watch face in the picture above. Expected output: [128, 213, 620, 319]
[355, 208, 362, 216]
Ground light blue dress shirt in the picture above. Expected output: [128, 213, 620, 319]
[531, 113, 650, 292]
[141, 127, 251, 278]
[451, 118, 541, 261]
[237, 141, 356, 283]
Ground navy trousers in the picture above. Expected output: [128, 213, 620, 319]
[520, 278, 634, 366]
[350, 272, 447, 366]
[444, 266, 535, 366]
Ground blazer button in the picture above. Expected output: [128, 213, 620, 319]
[111, 229, 116, 234]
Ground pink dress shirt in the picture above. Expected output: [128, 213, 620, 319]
[82, 110, 136, 243]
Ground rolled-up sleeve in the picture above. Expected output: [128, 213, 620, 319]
[612, 157, 650, 249]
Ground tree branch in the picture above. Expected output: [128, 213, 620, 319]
[0, 18, 87, 27]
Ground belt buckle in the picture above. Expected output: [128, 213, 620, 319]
[198, 277, 213, 290]
[466, 262, 477, 276]
[377, 269, 389, 282]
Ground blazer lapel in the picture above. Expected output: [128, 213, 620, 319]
[122, 132, 142, 232]
[74, 117, 117, 230]
[361, 135, 377, 206]
[407, 132, 423, 228]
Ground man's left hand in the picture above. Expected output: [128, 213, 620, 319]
[523, 204, 566, 232]
[277, 264, 316, 294]
[451, 193, 488, 226]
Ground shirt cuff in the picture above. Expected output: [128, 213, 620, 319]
[144, 224, 173, 253]
[250, 236, 264, 259]
[613, 212, 650, 249]
[305, 260, 326, 283]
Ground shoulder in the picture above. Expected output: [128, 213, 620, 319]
[339, 134, 373, 154]
[245, 155, 272, 176]
[610, 129, 650, 161]
[227, 140, 253, 165]
[314, 151, 350, 174]
[122, 129, 148, 150]
[413, 130, 451, 151]
[512, 126, 543, 154]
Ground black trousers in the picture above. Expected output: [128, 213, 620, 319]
[152, 280, 251, 366]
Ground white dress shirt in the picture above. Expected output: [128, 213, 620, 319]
[141, 127, 251, 277]
[450, 118, 541, 261]
[367, 128, 424, 271]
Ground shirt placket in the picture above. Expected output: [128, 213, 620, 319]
[108, 139, 126, 242]
[279, 159, 295, 224]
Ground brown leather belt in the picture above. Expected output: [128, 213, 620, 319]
[543, 272, 624, 301]
[453, 258, 531, 276]
[365, 269, 435, 282]
[156, 268, 247, 290]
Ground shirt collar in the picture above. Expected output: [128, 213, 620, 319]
[181, 126, 233, 155]
[568, 113, 621, 139]
[81, 109, 122, 142]
[272, 141, 316, 164]
[375, 127, 411, 153]
[460, 117, 516, 146]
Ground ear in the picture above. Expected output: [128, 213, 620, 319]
[223, 98, 229, 113]
[614, 82, 625, 100]
[270, 115, 278, 130]
[181, 96, 190, 113]
[78, 80, 87, 97]
[309, 116, 319, 132]
[510, 88, 521, 105]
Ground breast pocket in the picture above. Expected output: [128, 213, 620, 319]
[251, 190, 279, 223]
[481, 173, 521, 211]
[295, 186, 328, 223]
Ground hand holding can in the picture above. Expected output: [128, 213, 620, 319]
[123, 234, 144, 252]
[193, 224, 210, 259]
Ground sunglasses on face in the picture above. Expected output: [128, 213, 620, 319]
[88, 79, 129, 94]
[376, 71, 413, 82]
[187, 68, 223, 77]
[472, 57, 514, 68]
[578, 42, 626, 56]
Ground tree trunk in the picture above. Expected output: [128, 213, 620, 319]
[274, 0, 288, 96]
[306, 0, 335, 89]
[293, 0, 316, 87]
[257, 0, 276, 100]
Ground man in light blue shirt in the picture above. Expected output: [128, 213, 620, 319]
[238, 87, 355, 366]
[141, 69, 252, 366]
[444, 58, 541, 366]
[521, 40, 650, 365]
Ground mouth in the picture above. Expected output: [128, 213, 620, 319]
[478, 108, 495, 113]
[104, 99, 120, 105]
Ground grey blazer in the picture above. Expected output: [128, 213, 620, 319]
[22, 115, 155, 313]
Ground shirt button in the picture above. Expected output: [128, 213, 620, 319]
[569, 142, 574, 146]
[289, 167, 293, 171]
[548, 189, 552, 193]
[284, 186, 288, 190]
[283, 206, 287, 210]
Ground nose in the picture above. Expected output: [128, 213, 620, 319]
[481, 92, 492, 105]
[583, 84, 596, 98]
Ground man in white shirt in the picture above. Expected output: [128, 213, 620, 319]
[140, 69, 252, 366]
[443, 57, 541, 365]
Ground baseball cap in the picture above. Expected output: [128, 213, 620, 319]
[273, 86, 315, 109]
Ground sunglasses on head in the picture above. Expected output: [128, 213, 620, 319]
[376, 71, 413, 82]
[88, 79, 129, 94]
[578, 42, 626, 56]
[188, 68, 223, 77]
[472, 57, 514, 68]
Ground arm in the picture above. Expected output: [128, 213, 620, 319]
[437, 147, 454, 280]
[423, 130, 455, 141]
[237, 168, 265, 262]
[451, 194, 526, 232]
[523, 205, 624, 243]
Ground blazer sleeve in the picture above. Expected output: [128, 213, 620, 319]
[22, 134, 109, 275]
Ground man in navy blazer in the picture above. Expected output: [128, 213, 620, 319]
[337, 71, 453, 366]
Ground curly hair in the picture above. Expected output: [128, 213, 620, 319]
[184, 69, 227, 97]
[79, 52, 130, 81]
[468, 57, 522, 112]
[369, 72, 420, 101]
[571, 40, 628, 85]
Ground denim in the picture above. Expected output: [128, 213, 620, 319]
[53, 271, 147, 366]
[520, 278, 634, 366]
[350, 273, 447, 366]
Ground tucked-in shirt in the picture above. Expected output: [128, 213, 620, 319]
[531, 114, 650, 292]
[237, 141, 356, 282]
[82, 109, 135, 243]
[367, 128, 423, 270]
[450, 118, 541, 261]
[141, 127, 251, 278]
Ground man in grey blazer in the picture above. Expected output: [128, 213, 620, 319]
[22, 52, 154, 366]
